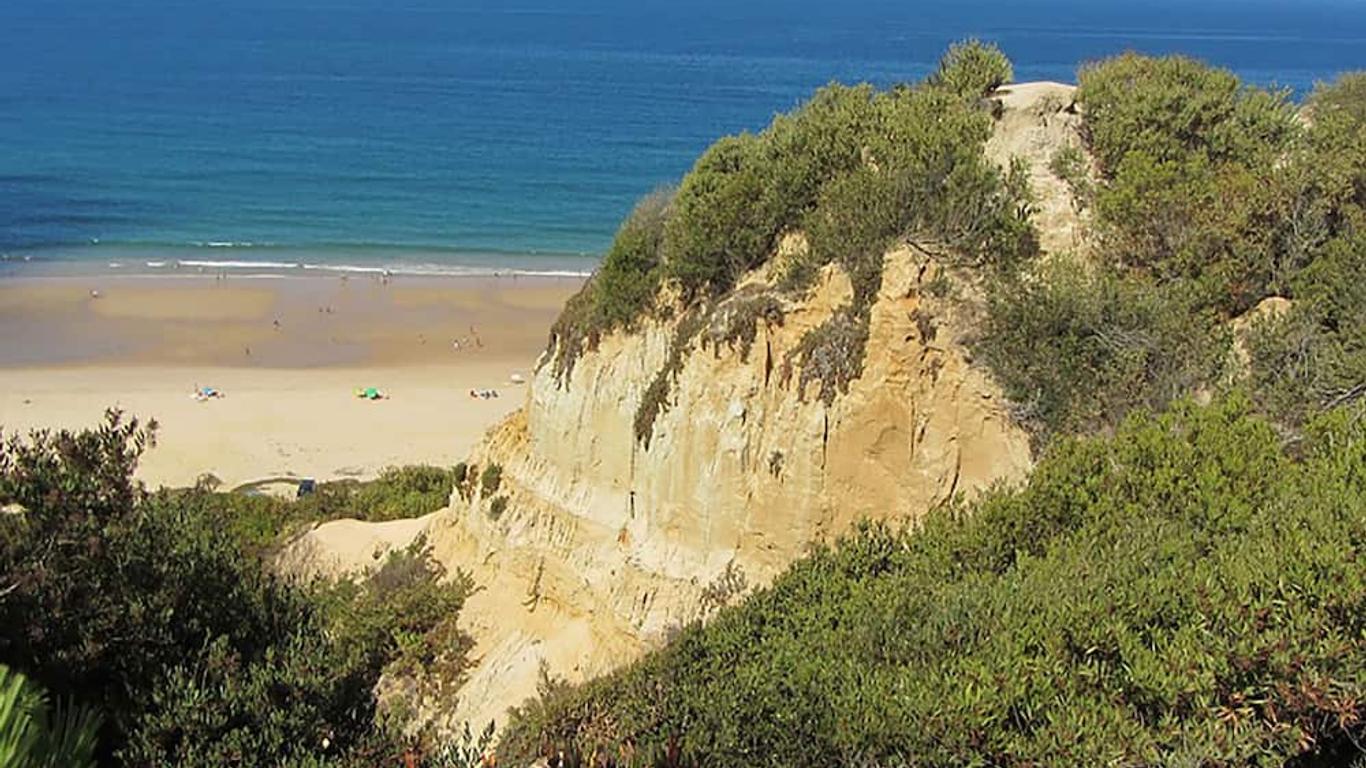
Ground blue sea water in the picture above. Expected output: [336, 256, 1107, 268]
[1, 0, 1363, 276]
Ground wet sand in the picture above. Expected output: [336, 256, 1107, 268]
[0, 274, 578, 368]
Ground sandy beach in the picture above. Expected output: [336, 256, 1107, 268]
[0, 274, 581, 489]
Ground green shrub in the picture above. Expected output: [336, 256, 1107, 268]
[455, 462, 477, 502]
[501, 399, 1366, 766]
[928, 38, 1014, 100]
[802, 167, 900, 302]
[546, 279, 604, 384]
[176, 466, 454, 556]
[479, 464, 503, 497]
[126, 538, 472, 767]
[1077, 53, 1295, 175]
[0, 414, 471, 765]
[662, 134, 778, 300]
[1248, 229, 1366, 427]
[756, 83, 883, 228]
[354, 465, 455, 520]
[489, 496, 508, 521]
[977, 260, 1228, 444]
[314, 538, 473, 699]
[1049, 144, 1094, 209]
[1076, 54, 1305, 315]
[1311, 71, 1366, 129]
[593, 187, 674, 328]
[1063, 60, 1366, 438]
[545, 188, 678, 383]
[1307, 73, 1366, 217]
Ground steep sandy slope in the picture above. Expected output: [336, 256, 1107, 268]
[417, 83, 1089, 732]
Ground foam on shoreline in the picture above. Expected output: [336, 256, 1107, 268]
[0, 243, 598, 281]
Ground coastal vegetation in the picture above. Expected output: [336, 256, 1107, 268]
[196, 464, 457, 554]
[549, 44, 1366, 450]
[4, 37, 1366, 767]
[511, 46, 1366, 766]
[983, 54, 1366, 442]
[502, 398, 1366, 766]
[0, 414, 475, 766]
[547, 39, 1035, 434]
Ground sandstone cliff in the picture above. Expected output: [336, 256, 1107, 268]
[417, 82, 1085, 731]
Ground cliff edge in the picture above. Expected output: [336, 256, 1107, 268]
[393, 81, 1086, 731]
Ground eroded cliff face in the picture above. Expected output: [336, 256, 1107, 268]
[424, 82, 1084, 732]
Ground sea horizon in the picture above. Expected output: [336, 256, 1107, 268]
[4, 0, 1363, 276]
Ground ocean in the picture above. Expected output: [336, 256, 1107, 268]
[2, 0, 1362, 278]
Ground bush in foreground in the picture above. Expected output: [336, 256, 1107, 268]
[0, 665, 101, 768]
[0, 413, 474, 766]
[501, 398, 1366, 766]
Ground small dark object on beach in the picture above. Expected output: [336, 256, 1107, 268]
[296, 478, 316, 499]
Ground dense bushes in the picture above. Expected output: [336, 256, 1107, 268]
[662, 135, 779, 301]
[0, 414, 475, 765]
[501, 398, 1366, 766]
[978, 260, 1229, 443]
[1076, 53, 1295, 175]
[505, 55, 1366, 766]
[548, 44, 1035, 410]
[1075, 53, 1301, 314]
[1247, 228, 1366, 426]
[1241, 73, 1366, 428]
[981, 57, 1366, 445]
